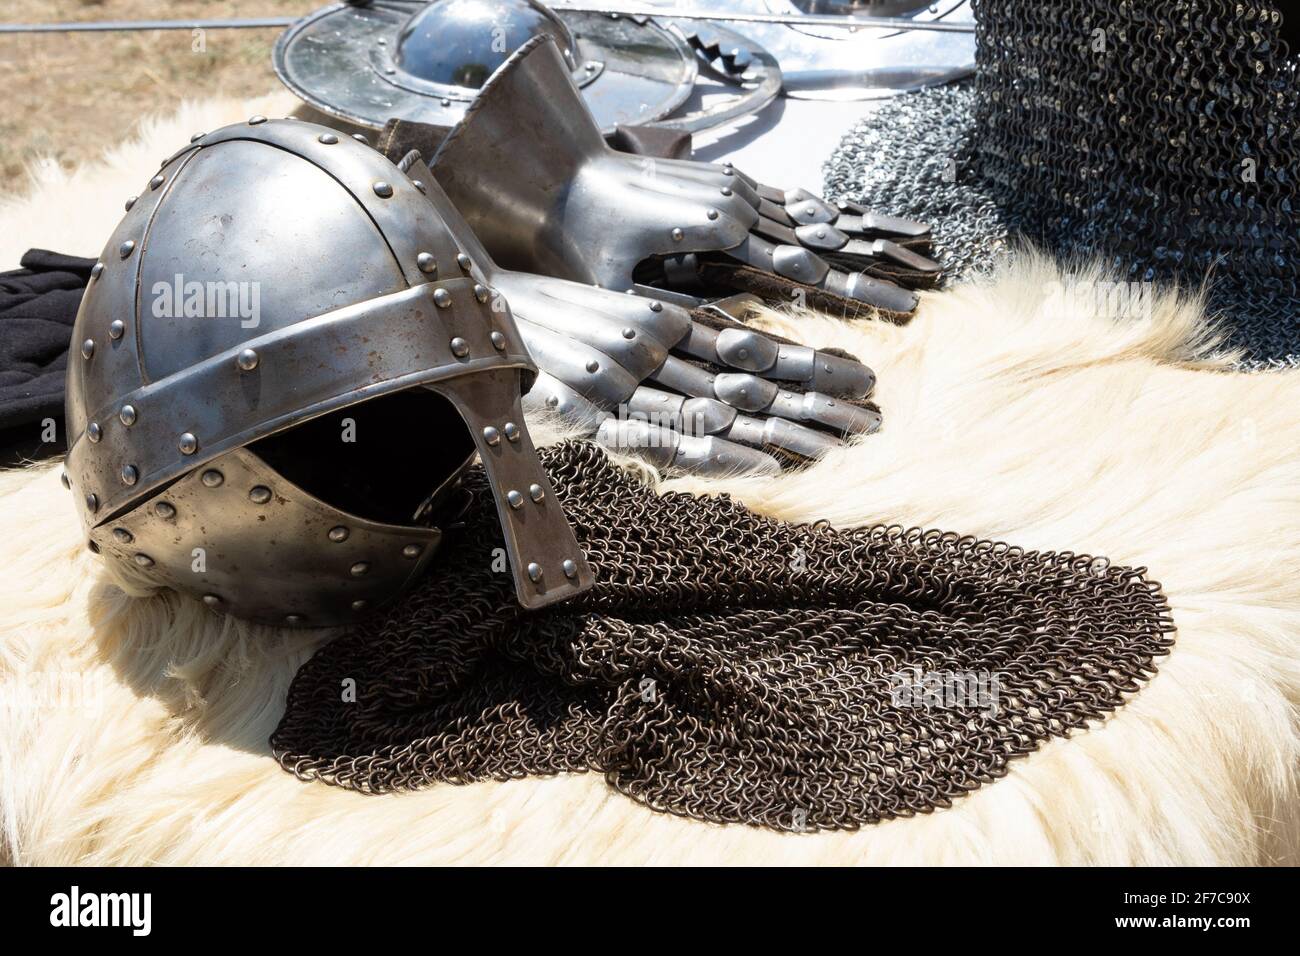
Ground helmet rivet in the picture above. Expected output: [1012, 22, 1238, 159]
[402, 544, 422, 559]
[87, 422, 102, 443]
[85, 493, 99, 512]
[149, 174, 165, 190]
[416, 252, 437, 274]
[527, 562, 543, 582]
[91, 262, 104, 279]
[483, 426, 501, 446]
[351, 133, 369, 145]
[723, 168, 734, 177]
[119, 404, 137, 427]
[248, 115, 268, 125]
[109, 320, 125, 340]
[434, 288, 453, 309]
[328, 526, 350, 542]
[119, 240, 135, 259]
[285, 613, 304, 625]
[248, 485, 272, 504]
[372, 181, 394, 198]
[562, 559, 578, 579]
[133, 553, 155, 568]
[200, 469, 224, 488]
[529, 483, 545, 502]
[318, 133, 338, 145]
[649, 301, 663, 312]
[155, 501, 176, 519]
[178, 432, 198, 455]
[411, 179, 426, 194]
[450, 336, 469, 357]
[545, 394, 560, 408]
[456, 253, 472, 272]
[351, 599, 368, 612]
[81, 339, 95, 359]
[490, 330, 507, 350]
[440, 98, 451, 107]
[622, 327, 635, 339]
[671, 227, 684, 241]
[60, 471, 71, 490]
[350, 561, 370, 577]
[124, 196, 137, 211]
[121, 464, 138, 486]
[503, 422, 520, 442]
[721, 187, 732, 196]
[585, 360, 599, 373]
[113, 528, 133, 544]
[190, 131, 205, 143]
[707, 209, 719, 221]
[236, 348, 259, 371]
[507, 489, 524, 509]
[473, 284, 489, 303]
[202, 594, 222, 607]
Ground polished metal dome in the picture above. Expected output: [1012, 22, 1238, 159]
[274, 0, 732, 132]
[393, 0, 579, 91]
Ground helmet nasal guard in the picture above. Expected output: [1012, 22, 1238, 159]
[64, 117, 593, 626]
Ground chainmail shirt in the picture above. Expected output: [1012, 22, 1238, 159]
[823, 0, 1300, 369]
[273, 442, 1174, 831]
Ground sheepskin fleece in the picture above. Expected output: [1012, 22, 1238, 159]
[1, 97, 1298, 866]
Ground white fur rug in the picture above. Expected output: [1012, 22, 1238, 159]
[1, 96, 1298, 866]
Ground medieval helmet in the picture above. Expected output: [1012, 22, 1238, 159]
[63, 116, 593, 626]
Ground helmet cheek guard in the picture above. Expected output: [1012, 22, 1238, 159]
[64, 117, 592, 627]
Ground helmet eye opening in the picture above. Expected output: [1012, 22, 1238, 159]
[249, 388, 475, 527]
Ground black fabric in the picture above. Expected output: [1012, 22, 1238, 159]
[0, 250, 92, 464]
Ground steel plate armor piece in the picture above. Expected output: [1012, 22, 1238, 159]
[63, 117, 593, 626]
[430, 35, 941, 319]
[393, 147, 882, 475]
[273, 0, 780, 136]
[641, 0, 975, 101]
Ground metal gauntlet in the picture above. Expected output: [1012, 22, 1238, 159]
[397, 149, 883, 476]
[429, 34, 941, 319]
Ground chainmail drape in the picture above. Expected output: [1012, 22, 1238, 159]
[823, 0, 1300, 369]
[272, 442, 1174, 831]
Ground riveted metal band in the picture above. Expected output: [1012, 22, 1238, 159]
[65, 144, 203, 439]
[67, 279, 531, 526]
[429, 367, 594, 610]
[92, 447, 443, 627]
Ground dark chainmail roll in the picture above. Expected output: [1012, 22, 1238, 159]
[824, 0, 1300, 369]
[272, 442, 1175, 831]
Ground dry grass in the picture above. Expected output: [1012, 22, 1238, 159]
[0, 0, 311, 194]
